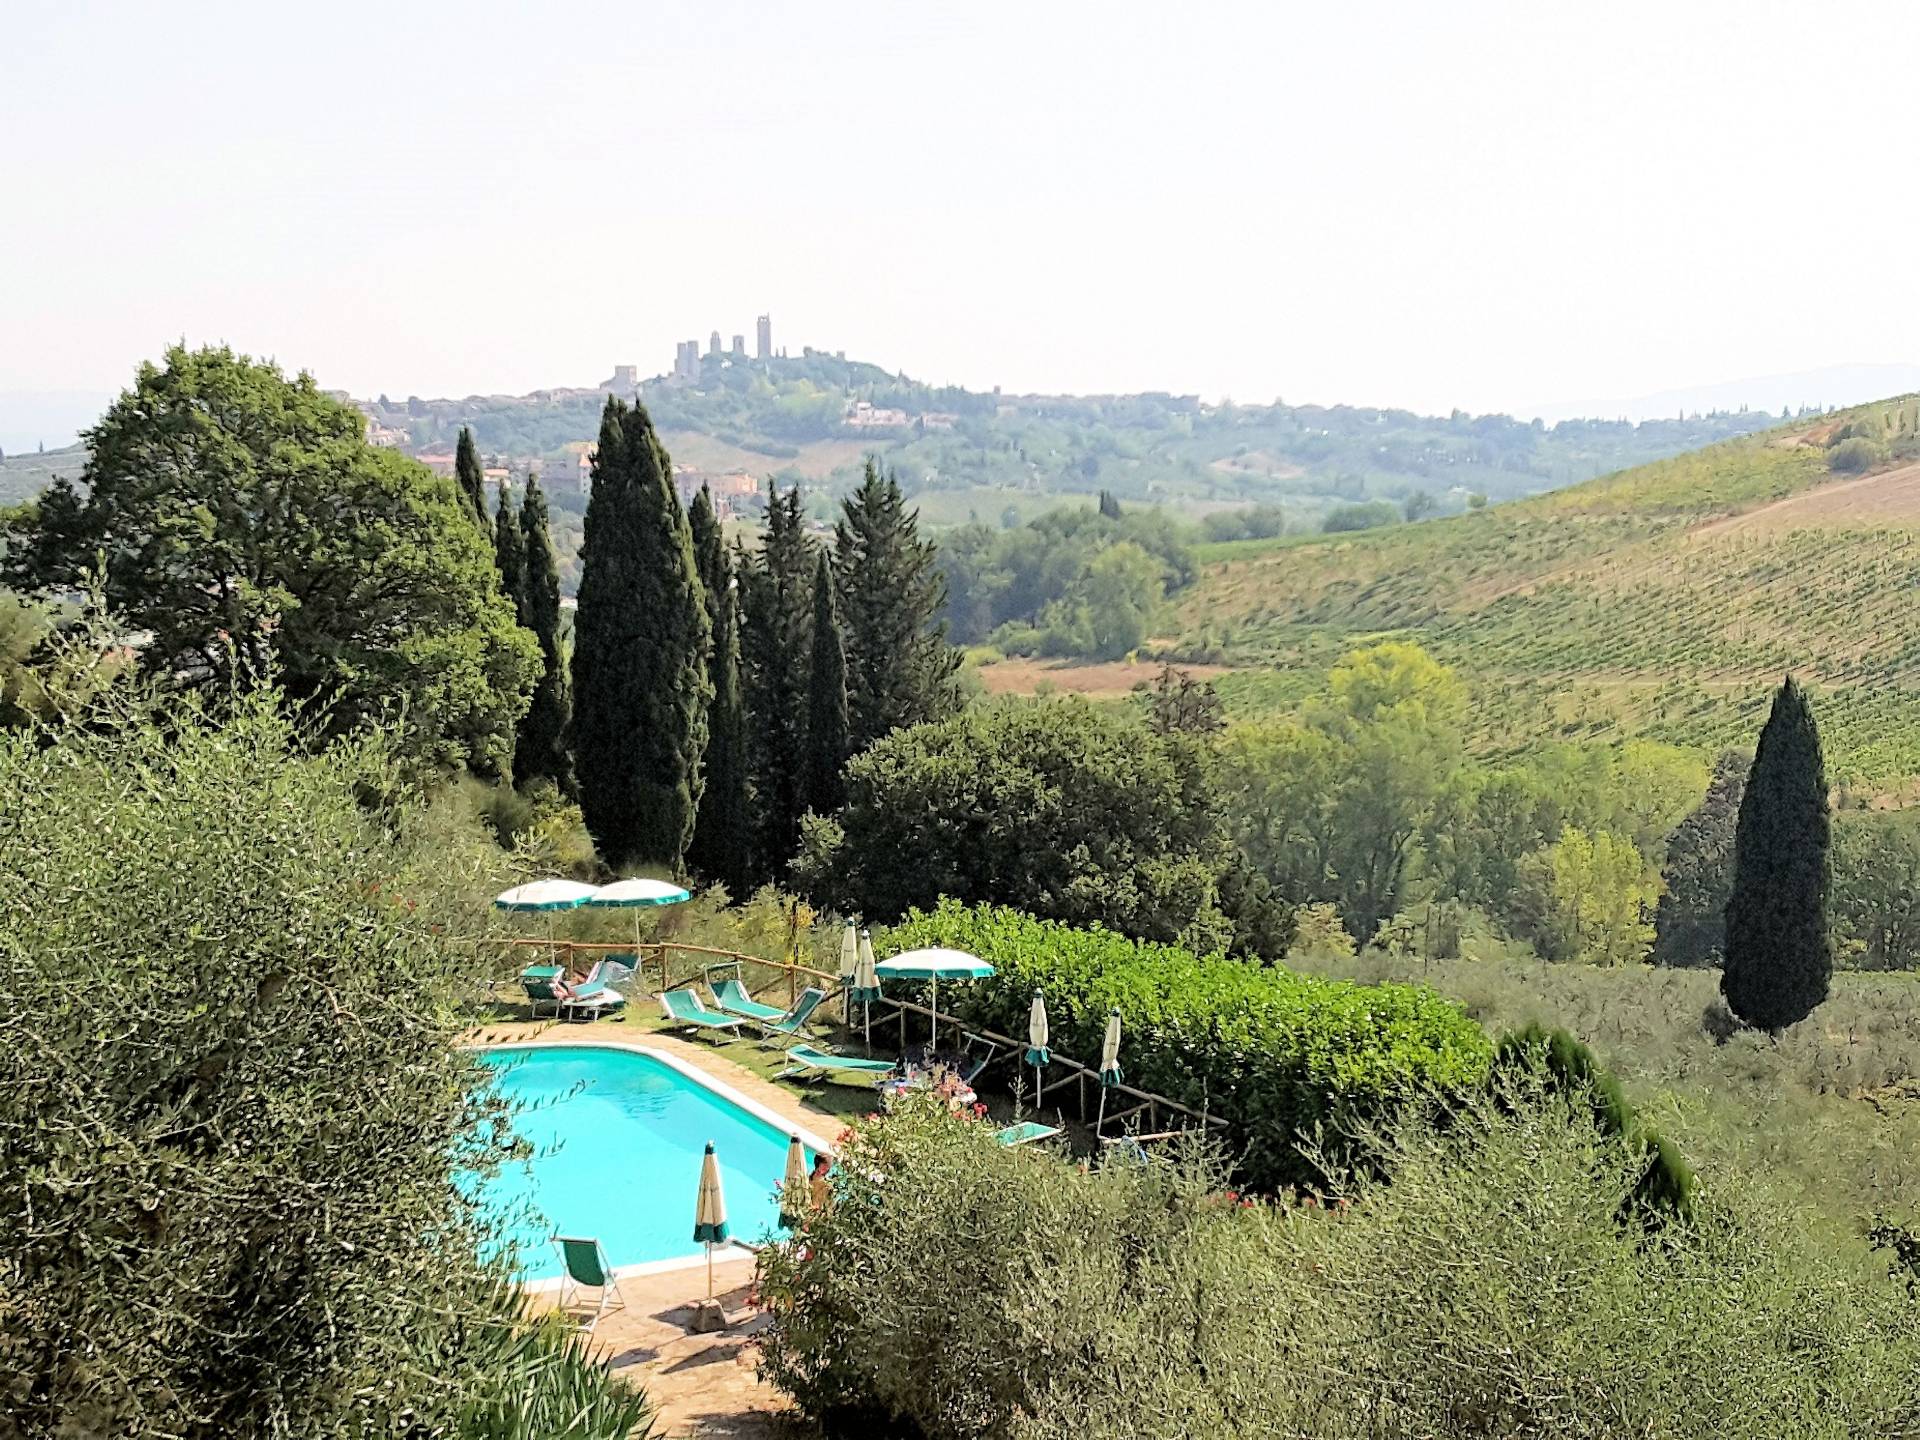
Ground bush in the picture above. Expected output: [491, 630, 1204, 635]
[1828, 436, 1884, 474]
[0, 679, 648, 1436]
[882, 901, 1493, 1189]
[1322, 500, 1401, 533]
[758, 1085, 1920, 1439]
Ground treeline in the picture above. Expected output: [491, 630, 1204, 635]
[935, 493, 1198, 659]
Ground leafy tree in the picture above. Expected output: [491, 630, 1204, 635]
[514, 475, 572, 792]
[1652, 750, 1746, 967]
[1097, 488, 1123, 519]
[1403, 489, 1438, 521]
[832, 460, 962, 751]
[795, 700, 1232, 950]
[740, 483, 816, 878]
[570, 397, 711, 871]
[0, 345, 536, 773]
[1534, 826, 1656, 965]
[1040, 539, 1163, 659]
[685, 486, 753, 894]
[492, 480, 528, 625]
[803, 554, 850, 818]
[1831, 810, 1920, 971]
[454, 425, 489, 527]
[0, 676, 651, 1437]
[1147, 663, 1226, 737]
[1322, 500, 1401, 533]
[1723, 677, 1832, 1030]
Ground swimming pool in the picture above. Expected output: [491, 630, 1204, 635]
[471, 1044, 821, 1281]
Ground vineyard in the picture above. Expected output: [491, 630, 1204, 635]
[1178, 402, 1920, 794]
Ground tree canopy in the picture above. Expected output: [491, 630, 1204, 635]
[1, 345, 536, 773]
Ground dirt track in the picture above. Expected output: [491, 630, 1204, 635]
[975, 657, 1231, 698]
[1690, 461, 1920, 538]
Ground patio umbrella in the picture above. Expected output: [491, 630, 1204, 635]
[493, 879, 599, 966]
[848, 929, 884, 1051]
[1025, 991, 1050, 1107]
[779, 1134, 808, 1229]
[874, 946, 994, 1050]
[693, 1141, 729, 1301]
[584, 877, 691, 979]
[837, 922, 858, 1021]
[1095, 1009, 1123, 1134]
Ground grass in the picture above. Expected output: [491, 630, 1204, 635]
[1175, 399, 1920, 793]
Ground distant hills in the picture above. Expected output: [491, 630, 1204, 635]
[1164, 398, 1920, 796]
[1526, 362, 1920, 425]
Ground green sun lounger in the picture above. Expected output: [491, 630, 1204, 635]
[755, 986, 829, 1044]
[996, 1121, 1064, 1147]
[560, 981, 626, 1022]
[658, 987, 746, 1039]
[520, 964, 567, 1019]
[554, 1235, 625, 1332]
[777, 1044, 898, 1084]
[710, 976, 788, 1023]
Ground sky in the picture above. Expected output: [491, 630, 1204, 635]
[6, 0, 1920, 447]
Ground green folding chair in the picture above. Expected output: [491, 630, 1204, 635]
[996, 1120, 1064, 1147]
[553, 1235, 625, 1331]
[658, 987, 747, 1040]
[776, 1044, 898, 1085]
[755, 986, 829, 1045]
[710, 976, 788, 1024]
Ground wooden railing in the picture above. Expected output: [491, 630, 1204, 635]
[484, 937, 1226, 1137]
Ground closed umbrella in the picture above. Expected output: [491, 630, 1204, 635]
[584, 877, 691, 979]
[779, 1134, 808, 1229]
[693, 1141, 729, 1302]
[848, 929, 883, 1052]
[1025, 991, 1050, 1108]
[837, 922, 859, 1021]
[874, 947, 995, 1050]
[493, 879, 599, 966]
[1095, 1009, 1123, 1134]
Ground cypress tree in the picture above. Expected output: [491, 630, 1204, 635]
[492, 480, 528, 626]
[516, 474, 572, 792]
[1722, 676, 1832, 1031]
[803, 552, 849, 817]
[740, 482, 815, 878]
[686, 485, 753, 895]
[570, 398, 711, 871]
[454, 427, 489, 528]
[832, 460, 963, 752]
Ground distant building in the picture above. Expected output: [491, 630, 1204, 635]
[608, 364, 639, 391]
[708, 330, 723, 357]
[417, 451, 457, 476]
[845, 400, 909, 429]
[756, 314, 772, 361]
[577, 450, 593, 498]
[731, 334, 746, 357]
[673, 341, 701, 382]
[918, 412, 958, 432]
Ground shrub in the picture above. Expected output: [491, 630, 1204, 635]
[1322, 500, 1401, 533]
[882, 901, 1494, 1188]
[758, 1086, 1920, 1439]
[1828, 436, 1884, 474]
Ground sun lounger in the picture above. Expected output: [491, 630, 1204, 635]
[554, 1235, 625, 1332]
[710, 976, 789, 1023]
[996, 1121, 1064, 1147]
[560, 981, 626, 1022]
[777, 1044, 898, 1084]
[658, 987, 746, 1039]
[520, 964, 567, 1019]
[754, 986, 828, 1045]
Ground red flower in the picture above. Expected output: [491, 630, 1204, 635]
[971, 1102, 988, 1118]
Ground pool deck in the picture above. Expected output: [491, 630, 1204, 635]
[462, 1016, 840, 1437]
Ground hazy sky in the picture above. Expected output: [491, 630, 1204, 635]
[7, 0, 1920, 437]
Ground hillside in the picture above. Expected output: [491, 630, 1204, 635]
[1168, 399, 1920, 793]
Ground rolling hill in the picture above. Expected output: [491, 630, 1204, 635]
[1167, 399, 1920, 796]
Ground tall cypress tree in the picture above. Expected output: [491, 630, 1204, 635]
[1723, 676, 1832, 1031]
[454, 427, 489, 528]
[492, 480, 528, 626]
[686, 485, 753, 895]
[570, 398, 711, 871]
[740, 482, 816, 878]
[803, 552, 850, 818]
[516, 473, 572, 792]
[832, 460, 963, 752]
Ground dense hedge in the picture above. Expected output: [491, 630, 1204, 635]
[884, 900, 1494, 1188]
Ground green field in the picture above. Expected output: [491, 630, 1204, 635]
[1173, 404, 1920, 793]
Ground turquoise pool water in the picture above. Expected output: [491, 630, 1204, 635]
[473, 1045, 815, 1280]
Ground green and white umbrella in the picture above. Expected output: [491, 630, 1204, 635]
[1025, 991, 1050, 1104]
[584, 877, 691, 973]
[493, 879, 599, 967]
[779, 1134, 808, 1230]
[837, 922, 859, 984]
[848, 930, 884, 1050]
[1095, 1009, 1123, 1134]
[875, 946, 994, 1049]
[693, 1141, 729, 1300]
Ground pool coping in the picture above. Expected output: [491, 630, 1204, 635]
[467, 1034, 838, 1289]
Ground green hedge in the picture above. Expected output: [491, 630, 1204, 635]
[883, 900, 1494, 1189]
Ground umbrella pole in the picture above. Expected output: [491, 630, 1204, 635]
[1096, 1086, 1109, 1136]
[864, 999, 871, 1054]
[706, 1241, 714, 1301]
[930, 975, 938, 1050]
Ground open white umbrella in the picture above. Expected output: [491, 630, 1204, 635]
[874, 946, 994, 1050]
[1095, 1009, 1123, 1134]
[848, 930, 883, 1051]
[693, 1141, 729, 1301]
[493, 879, 599, 967]
[779, 1134, 808, 1229]
[1025, 991, 1050, 1107]
[584, 877, 691, 978]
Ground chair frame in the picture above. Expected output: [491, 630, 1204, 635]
[553, 1235, 626, 1332]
